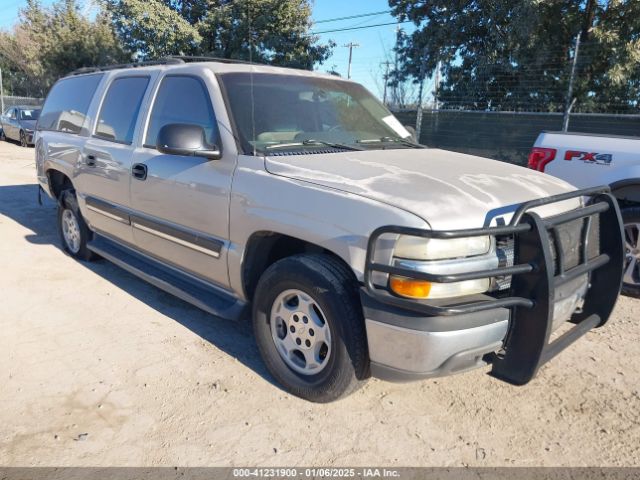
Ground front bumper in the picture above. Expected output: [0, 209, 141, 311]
[363, 186, 625, 385]
[362, 289, 509, 381]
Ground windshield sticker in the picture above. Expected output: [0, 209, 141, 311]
[382, 115, 411, 138]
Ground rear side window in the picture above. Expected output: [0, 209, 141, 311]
[20, 109, 40, 120]
[38, 74, 103, 134]
[145, 76, 218, 147]
[95, 77, 149, 144]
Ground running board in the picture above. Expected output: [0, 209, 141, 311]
[88, 234, 246, 321]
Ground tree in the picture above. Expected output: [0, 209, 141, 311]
[104, 0, 334, 68]
[388, 0, 640, 113]
[105, 0, 201, 58]
[0, 0, 128, 96]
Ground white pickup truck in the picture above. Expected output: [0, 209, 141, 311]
[530, 132, 639, 296]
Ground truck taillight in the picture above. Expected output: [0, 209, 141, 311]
[527, 147, 557, 172]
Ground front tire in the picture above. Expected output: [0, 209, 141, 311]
[20, 130, 28, 147]
[622, 207, 640, 298]
[252, 254, 369, 402]
[57, 190, 97, 261]
[0, 129, 5, 141]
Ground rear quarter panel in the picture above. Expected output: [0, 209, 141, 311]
[35, 74, 107, 199]
[536, 132, 640, 191]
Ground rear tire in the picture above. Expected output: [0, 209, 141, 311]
[252, 254, 369, 402]
[57, 189, 97, 261]
[0, 129, 5, 141]
[622, 207, 640, 298]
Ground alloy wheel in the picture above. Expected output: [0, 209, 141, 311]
[624, 222, 640, 288]
[269, 289, 332, 376]
[61, 209, 81, 254]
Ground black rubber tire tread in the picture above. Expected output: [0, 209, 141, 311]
[252, 253, 369, 402]
[621, 206, 640, 298]
[57, 189, 97, 262]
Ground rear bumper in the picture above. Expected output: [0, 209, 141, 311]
[363, 186, 625, 385]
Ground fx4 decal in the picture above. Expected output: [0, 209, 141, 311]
[564, 150, 613, 165]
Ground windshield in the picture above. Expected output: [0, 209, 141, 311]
[20, 109, 41, 121]
[218, 72, 415, 154]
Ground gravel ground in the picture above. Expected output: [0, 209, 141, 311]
[0, 139, 638, 467]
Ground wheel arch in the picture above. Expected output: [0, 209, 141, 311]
[610, 179, 640, 205]
[46, 169, 73, 200]
[241, 231, 357, 302]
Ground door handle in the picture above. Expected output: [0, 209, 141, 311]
[85, 154, 97, 167]
[132, 163, 148, 180]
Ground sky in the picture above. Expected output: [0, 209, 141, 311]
[0, 0, 415, 98]
[310, 0, 414, 97]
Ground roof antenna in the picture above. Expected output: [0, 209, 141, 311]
[248, 0, 257, 157]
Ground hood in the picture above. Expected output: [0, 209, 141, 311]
[19, 119, 37, 130]
[265, 148, 579, 230]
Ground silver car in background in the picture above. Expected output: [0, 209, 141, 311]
[1, 106, 41, 147]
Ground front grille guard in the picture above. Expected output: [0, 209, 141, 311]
[364, 186, 625, 385]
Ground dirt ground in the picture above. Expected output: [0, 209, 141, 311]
[0, 139, 638, 467]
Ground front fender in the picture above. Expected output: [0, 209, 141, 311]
[227, 156, 428, 301]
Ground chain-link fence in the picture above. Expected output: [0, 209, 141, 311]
[1, 95, 44, 112]
[395, 110, 640, 166]
[398, 36, 640, 165]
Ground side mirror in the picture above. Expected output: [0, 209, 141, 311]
[404, 125, 418, 142]
[156, 123, 221, 160]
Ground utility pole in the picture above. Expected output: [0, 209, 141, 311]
[433, 60, 441, 110]
[561, 0, 594, 132]
[0, 67, 4, 114]
[415, 47, 428, 141]
[392, 26, 402, 107]
[343, 42, 359, 79]
[563, 34, 581, 132]
[381, 61, 392, 106]
[433, 59, 442, 133]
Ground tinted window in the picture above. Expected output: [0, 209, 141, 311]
[9, 109, 16, 119]
[39, 74, 103, 134]
[145, 76, 218, 146]
[95, 77, 149, 144]
[20, 109, 40, 120]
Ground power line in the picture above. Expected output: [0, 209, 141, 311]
[314, 10, 391, 24]
[310, 20, 412, 36]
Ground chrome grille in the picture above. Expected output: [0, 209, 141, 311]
[495, 237, 515, 291]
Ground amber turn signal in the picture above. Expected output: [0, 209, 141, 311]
[389, 275, 432, 299]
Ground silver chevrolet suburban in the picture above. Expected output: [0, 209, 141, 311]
[35, 58, 625, 402]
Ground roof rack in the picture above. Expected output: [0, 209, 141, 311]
[69, 57, 185, 76]
[68, 55, 265, 76]
[168, 55, 260, 65]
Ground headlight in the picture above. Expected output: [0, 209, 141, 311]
[389, 234, 495, 300]
[394, 235, 491, 260]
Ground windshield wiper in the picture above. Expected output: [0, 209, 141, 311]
[303, 139, 364, 151]
[265, 139, 363, 151]
[356, 136, 425, 149]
